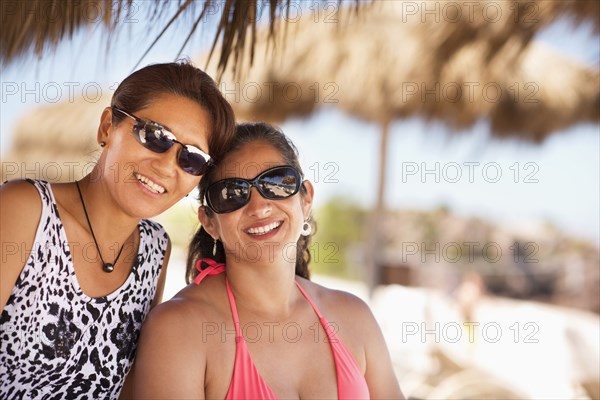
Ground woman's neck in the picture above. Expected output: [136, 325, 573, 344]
[75, 174, 140, 248]
[224, 259, 301, 319]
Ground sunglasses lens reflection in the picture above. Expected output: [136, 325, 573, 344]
[259, 168, 298, 198]
[207, 167, 301, 213]
[178, 149, 209, 176]
[138, 125, 210, 176]
[208, 180, 250, 213]
[139, 124, 173, 153]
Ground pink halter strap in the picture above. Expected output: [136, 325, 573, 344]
[193, 258, 226, 285]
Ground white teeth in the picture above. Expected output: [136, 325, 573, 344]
[246, 221, 282, 235]
[135, 173, 166, 194]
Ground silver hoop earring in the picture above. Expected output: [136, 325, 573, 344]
[99, 141, 106, 147]
[301, 220, 312, 236]
[212, 238, 218, 256]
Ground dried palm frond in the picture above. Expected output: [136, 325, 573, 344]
[0, 0, 359, 77]
[1, 1, 597, 77]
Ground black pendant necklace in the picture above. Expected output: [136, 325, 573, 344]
[75, 181, 125, 273]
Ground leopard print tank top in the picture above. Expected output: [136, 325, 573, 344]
[0, 179, 168, 399]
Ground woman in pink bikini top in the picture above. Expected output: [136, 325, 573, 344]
[134, 122, 404, 399]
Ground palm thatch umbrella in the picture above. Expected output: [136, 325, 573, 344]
[1, 97, 108, 183]
[1, 0, 599, 76]
[198, 1, 599, 289]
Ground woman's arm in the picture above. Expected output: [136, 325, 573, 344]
[119, 238, 172, 399]
[327, 287, 404, 399]
[133, 300, 206, 399]
[334, 290, 404, 400]
[359, 303, 405, 399]
[151, 238, 171, 307]
[0, 181, 42, 312]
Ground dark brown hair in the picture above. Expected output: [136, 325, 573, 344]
[185, 122, 315, 284]
[110, 60, 235, 162]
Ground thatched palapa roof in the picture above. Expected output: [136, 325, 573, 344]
[1, 0, 599, 78]
[1, 97, 108, 183]
[204, 1, 599, 141]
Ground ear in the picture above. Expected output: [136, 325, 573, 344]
[300, 180, 314, 220]
[197, 206, 219, 240]
[97, 107, 114, 146]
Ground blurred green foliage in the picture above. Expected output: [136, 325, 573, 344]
[310, 196, 368, 279]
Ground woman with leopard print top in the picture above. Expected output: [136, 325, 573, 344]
[0, 61, 235, 399]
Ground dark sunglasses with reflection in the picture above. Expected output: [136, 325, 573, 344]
[202, 166, 303, 214]
[112, 107, 211, 176]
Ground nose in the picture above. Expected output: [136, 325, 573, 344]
[150, 144, 180, 177]
[244, 186, 272, 218]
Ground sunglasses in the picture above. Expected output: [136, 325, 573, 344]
[112, 107, 211, 176]
[203, 166, 302, 214]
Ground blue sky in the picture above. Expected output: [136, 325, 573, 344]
[1, 8, 598, 244]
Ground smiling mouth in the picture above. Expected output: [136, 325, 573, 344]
[246, 221, 283, 235]
[135, 173, 166, 194]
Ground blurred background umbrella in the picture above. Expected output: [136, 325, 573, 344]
[209, 2, 599, 140]
[1, 98, 105, 183]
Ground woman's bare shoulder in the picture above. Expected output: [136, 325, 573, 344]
[144, 277, 229, 332]
[0, 180, 45, 310]
[301, 278, 369, 304]
[0, 180, 44, 254]
[134, 282, 225, 397]
[299, 278, 373, 320]
[1, 180, 42, 216]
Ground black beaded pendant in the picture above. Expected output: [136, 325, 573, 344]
[76, 181, 125, 274]
[103, 263, 115, 273]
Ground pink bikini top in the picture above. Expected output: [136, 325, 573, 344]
[194, 260, 370, 399]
